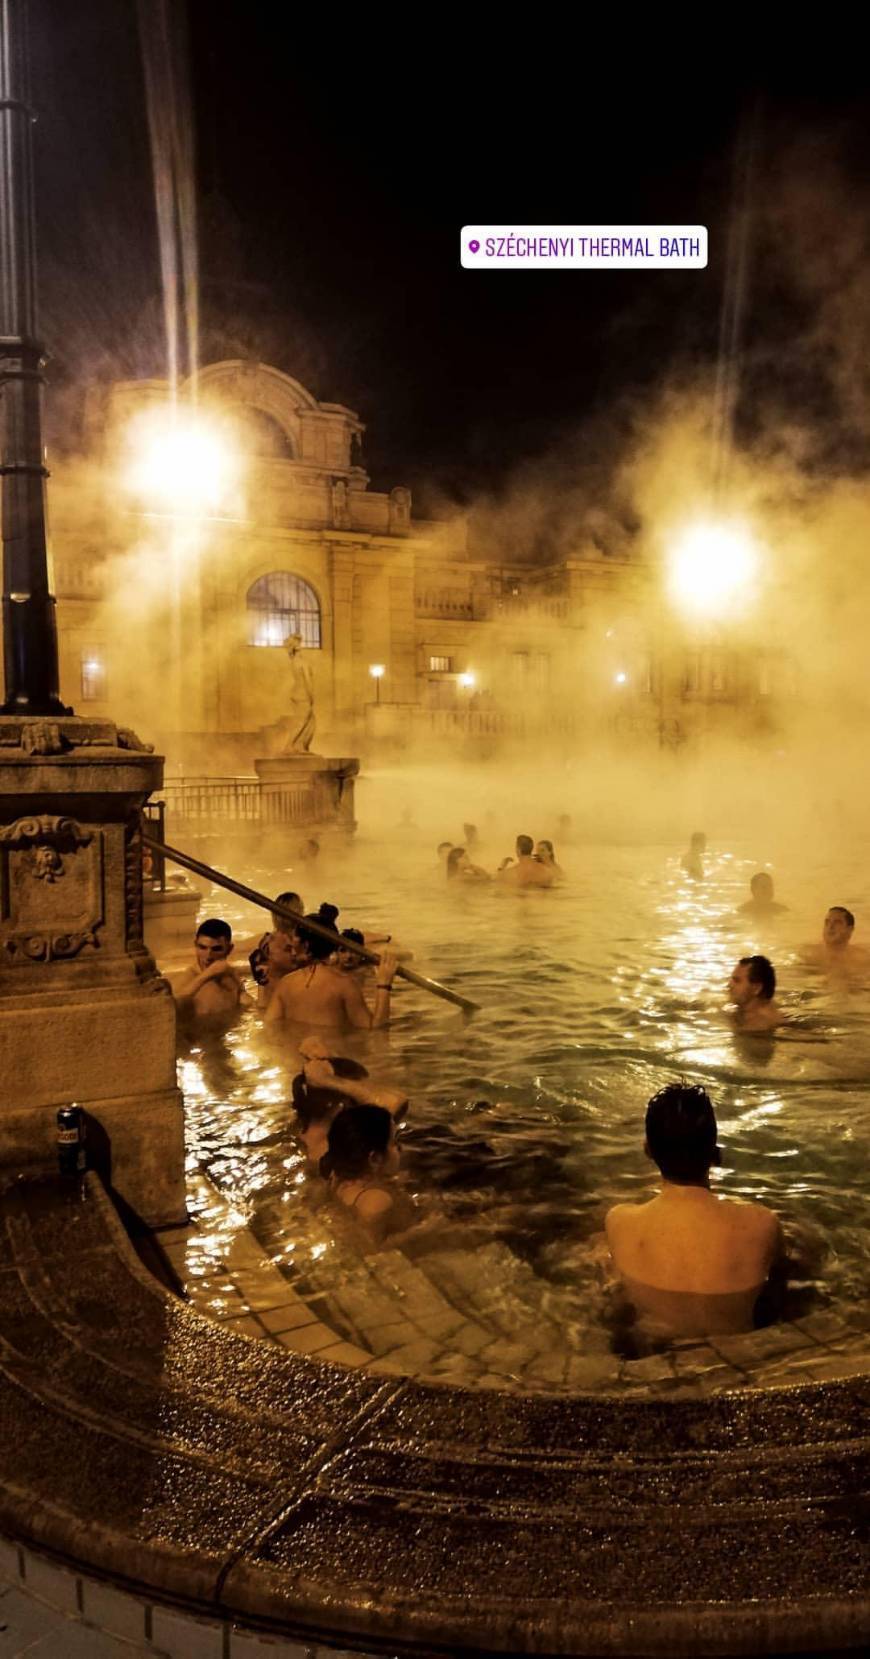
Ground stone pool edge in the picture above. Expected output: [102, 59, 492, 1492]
[0, 1172, 867, 1657]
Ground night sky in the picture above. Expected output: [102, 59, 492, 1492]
[29, 6, 870, 518]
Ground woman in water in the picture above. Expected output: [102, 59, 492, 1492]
[323, 1104, 409, 1241]
[265, 905, 398, 1028]
[535, 839, 564, 880]
[446, 846, 491, 883]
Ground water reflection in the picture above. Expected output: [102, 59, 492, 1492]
[171, 832, 870, 1328]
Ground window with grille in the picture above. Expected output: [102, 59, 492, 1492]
[428, 655, 453, 672]
[247, 572, 321, 647]
[81, 651, 107, 701]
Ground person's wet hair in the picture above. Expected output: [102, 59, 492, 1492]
[690, 831, 706, 851]
[740, 954, 776, 1000]
[516, 834, 533, 857]
[537, 839, 555, 861]
[750, 872, 773, 899]
[437, 841, 453, 855]
[271, 891, 303, 930]
[322, 1103, 393, 1179]
[294, 902, 340, 961]
[446, 846, 467, 878]
[196, 918, 231, 943]
[645, 1083, 720, 1184]
[340, 927, 365, 949]
[292, 1056, 369, 1130]
[830, 905, 855, 930]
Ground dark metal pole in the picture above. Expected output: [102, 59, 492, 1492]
[0, 0, 70, 715]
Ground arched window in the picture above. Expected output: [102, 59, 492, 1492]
[247, 573, 321, 648]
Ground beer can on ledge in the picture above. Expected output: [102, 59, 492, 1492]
[57, 1104, 86, 1176]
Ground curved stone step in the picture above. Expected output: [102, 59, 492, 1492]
[0, 1173, 867, 1656]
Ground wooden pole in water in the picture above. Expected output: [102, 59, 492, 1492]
[142, 830, 480, 1016]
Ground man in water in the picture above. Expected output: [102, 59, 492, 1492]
[739, 872, 788, 916]
[681, 831, 706, 880]
[605, 1083, 783, 1336]
[171, 919, 249, 1020]
[499, 834, 554, 889]
[803, 906, 870, 978]
[728, 954, 782, 1032]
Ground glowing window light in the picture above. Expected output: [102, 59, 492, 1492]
[667, 521, 756, 616]
[124, 409, 239, 515]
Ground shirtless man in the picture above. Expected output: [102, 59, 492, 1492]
[605, 1083, 783, 1337]
[803, 906, 870, 979]
[738, 872, 788, 917]
[728, 955, 782, 1031]
[171, 919, 248, 1020]
[499, 834, 554, 889]
[266, 912, 398, 1029]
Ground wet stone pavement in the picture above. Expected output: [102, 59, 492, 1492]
[0, 1172, 867, 1656]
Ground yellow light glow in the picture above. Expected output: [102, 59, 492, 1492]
[123, 408, 239, 514]
[614, 670, 627, 685]
[667, 521, 756, 615]
[458, 671, 476, 688]
[369, 663, 385, 679]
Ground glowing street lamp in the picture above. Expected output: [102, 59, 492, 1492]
[123, 408, 240, 516]
[614, 670, 628, 686]
[458, 670, 476, 689]
[666, 521, 757, 618]
[369, 663, 385, 704]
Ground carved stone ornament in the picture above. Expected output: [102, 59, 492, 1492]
[0, 815, 92, 850]
[116, 726, 154, 753]
[33, 846, 64, 882]
[0, 815, 103, 967]
[21, 721, 65, 755]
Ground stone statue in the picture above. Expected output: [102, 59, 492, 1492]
[282, 634, 316, 753]
[331, 477, 350, 529]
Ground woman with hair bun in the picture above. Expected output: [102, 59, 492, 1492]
[265, 901, 399, 1029]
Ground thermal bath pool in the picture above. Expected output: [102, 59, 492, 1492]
[167, 821, 870, 1396]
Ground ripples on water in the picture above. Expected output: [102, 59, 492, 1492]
[174, 828, 870, 1340]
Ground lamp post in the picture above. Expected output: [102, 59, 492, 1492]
[369, 662, 385, 705]
[0, 0, 70, 715]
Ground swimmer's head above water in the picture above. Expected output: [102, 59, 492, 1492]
[644, 1082, 721, 1185]
[322, 1103, 399, 1181]
[750, 872, 774, 902]
[194, 917, 232, 969]
[729, 954, 775, 1005]
[824, 905, 855, 949]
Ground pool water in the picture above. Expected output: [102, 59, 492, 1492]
[171, 806, 870, 1370]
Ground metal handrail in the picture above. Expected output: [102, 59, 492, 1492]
[141, 829, 480, 1017]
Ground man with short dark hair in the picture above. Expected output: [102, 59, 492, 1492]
[171, 918, 249, 1019]
[605, 1083, 783, 1336]
[499, 832, 554, 889]
[729, 954, 782, 1031]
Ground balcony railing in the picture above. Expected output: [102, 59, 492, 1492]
[151, 775, 317, 828]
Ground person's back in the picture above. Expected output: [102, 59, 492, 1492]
[605, 1083, 782, 1336]
[266, 907, 397, 1030]
[607, 1187, 780, 1335]
[501, 834, 554, 889]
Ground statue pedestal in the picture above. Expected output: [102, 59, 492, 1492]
[254, 753, 359, 835]
[0, 717, 185, 1226]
